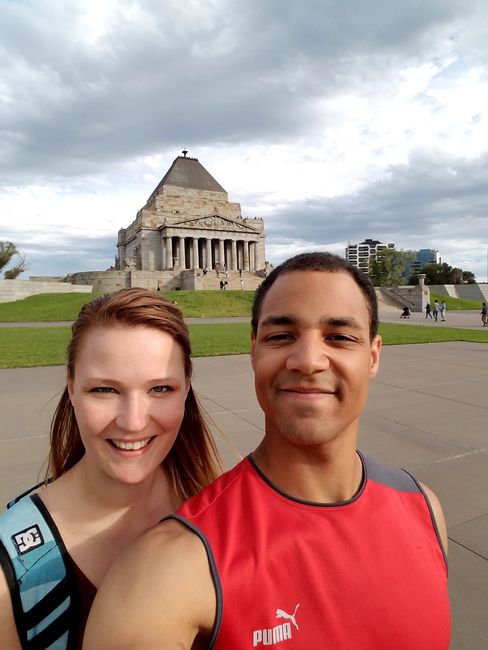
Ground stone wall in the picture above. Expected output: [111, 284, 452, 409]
[429, 283, 488, 301]
[0, 279, 92, 303]
[379, 285, 426, 312]
[67, 268, 263, 293]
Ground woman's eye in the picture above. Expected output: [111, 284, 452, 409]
[152, 385, 171, 393]
[91, 386, 115, 393]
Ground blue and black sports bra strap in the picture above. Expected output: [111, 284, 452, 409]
[0, 494, 79, 649]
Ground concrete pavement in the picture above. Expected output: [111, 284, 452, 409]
[0, 340, 487, 648]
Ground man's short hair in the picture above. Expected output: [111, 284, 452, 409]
[251, 252, 379, 339]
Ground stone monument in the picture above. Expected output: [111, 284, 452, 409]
[67, 151, 266, 292]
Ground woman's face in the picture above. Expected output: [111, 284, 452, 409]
[68, 325, 189, 487]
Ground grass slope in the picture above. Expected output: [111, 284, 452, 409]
[0, 290, 255, 321]
[428, 291, 483, 311]
[1, 322, 486, 369]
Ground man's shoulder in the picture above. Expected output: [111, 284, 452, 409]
[361, 452, 421, 494]
[177, 456, 250, 519]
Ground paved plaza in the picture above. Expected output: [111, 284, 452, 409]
[0, 325, 487, 648]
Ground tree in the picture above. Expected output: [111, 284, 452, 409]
[368, 249, 414, 287]
[0, 241, 28, 279]
[417, 262, 476, 285]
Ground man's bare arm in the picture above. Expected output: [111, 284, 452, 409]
[83, 520, 216, 650]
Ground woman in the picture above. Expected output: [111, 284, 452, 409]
[0, 288, 222, 649]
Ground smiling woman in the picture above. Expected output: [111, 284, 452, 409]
[0, 288, 222, 650]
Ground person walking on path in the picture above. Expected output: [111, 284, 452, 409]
[433, 300, 440, 321]
[425, 303, 433, 319]
[85, 252, 450, 650]
[481, 302, 488, 326]
[440, 301, 447, 321]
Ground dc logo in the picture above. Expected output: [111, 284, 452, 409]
[12, 525, 44, 555]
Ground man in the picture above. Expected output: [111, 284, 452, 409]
[84, 252, 450, 650]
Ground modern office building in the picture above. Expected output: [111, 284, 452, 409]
[345, 239, 395, 273]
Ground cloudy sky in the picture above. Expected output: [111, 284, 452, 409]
[1, 0, 488, 280]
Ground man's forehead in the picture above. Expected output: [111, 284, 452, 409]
[261, 270, 361, 305]
[256, 270, 370, 326]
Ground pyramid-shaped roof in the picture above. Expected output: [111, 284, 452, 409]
[150, 154, 227, 199]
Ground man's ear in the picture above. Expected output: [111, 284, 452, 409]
[369, 335, 382, 379]
[250, 332, 257, 370]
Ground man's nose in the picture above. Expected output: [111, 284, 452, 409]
[115, 395, 148, 432]
[285, 334, 330, 374]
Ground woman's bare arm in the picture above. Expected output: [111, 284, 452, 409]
[83, 519, 216, 650]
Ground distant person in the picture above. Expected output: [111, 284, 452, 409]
[0, 289, 221, 649]
[433, 300, 440, 321]
[481, 302, 488, 326]
[85, 252, 450, 650]
[440, 301, 446, 321]
[425, 303, 433, 319]
[219, 280, 225, 290]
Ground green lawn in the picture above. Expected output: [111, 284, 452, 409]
[0, 290, 255, 321]
[0, 322, 486, 369]
[0, 289, 484, 323]
[428, 291, 483, 311]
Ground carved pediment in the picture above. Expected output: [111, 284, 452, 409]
[173, 215, 256, 233]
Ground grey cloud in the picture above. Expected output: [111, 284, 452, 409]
[2, 0, 486, 181]
[264, 151, 488, 252]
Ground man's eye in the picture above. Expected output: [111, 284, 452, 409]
[327, 334, 355, 342]
[265, 333, 294, 341]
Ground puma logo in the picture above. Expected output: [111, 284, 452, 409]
[252, 603, 301, 646]
[276, 604, 300, 630]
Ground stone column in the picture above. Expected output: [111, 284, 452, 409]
[118, 245, 126, 270]
[160, 236, 166, 271]
[243, 241, 250, 271]
[218, 239, 225, 268]
[250, 242, 256, 270]
[231, 240, 237, 270]
[193, 238, 199, 269]
[166, 237, 173, 270]
[179, 237, 185, 269]
[418, 273, 429, 313]
[206, 239, 212, 269]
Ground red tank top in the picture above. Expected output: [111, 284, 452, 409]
[175, 453, 450, 649]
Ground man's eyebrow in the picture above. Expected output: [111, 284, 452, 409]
[323, 316, 362, 330]
[258, 315, 297, 328]
[258, 315, 363, 329]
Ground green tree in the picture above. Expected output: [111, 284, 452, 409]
[0, 241, 27, 279]
[368, 249, 414, 287]
[419, 262, 475, 285]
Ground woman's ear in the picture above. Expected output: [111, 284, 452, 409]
[66, 370, 74, 401]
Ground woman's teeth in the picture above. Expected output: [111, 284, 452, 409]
[111, 437, 152, 451]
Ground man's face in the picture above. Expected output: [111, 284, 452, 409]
[251, 270, 381, 451]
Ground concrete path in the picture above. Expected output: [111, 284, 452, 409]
[1, 309, 486, 329]
[0, 342, 487, 648]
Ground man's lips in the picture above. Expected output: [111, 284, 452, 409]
[278, 386, 336, 395]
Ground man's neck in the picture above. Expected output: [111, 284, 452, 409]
[251, 439, 363, 504]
